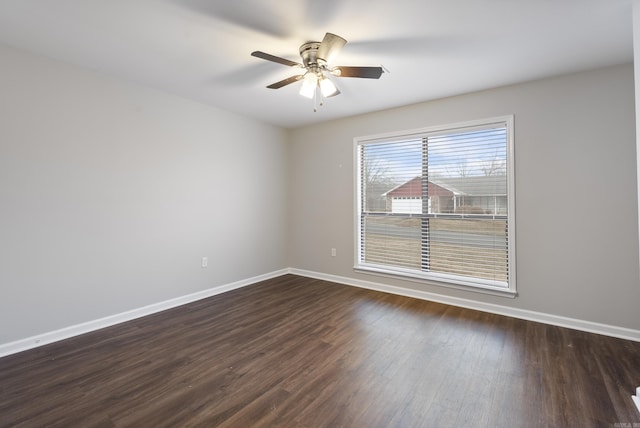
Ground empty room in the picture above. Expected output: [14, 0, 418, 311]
[1, 1, 640, 426]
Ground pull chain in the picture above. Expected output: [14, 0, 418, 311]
[312, 84, 325, 113]
[313, 84, 317, 112]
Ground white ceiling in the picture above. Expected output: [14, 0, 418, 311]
[0, 0, 633, 129]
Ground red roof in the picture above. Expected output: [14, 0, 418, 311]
[385, 177, 453, 198]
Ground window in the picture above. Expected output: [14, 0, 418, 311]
[354, 116, 515, 295]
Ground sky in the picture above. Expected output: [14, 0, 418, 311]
[362, 126, 507, 186]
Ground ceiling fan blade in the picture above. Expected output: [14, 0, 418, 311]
[317, 32, 347, 64]
[266, 74, 304, 89]
[332, 66, 384, 79]
[251, 51, 302, 68]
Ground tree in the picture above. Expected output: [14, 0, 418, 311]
[480, 154, 506, 176]
[364, 159, 396, 211]
[445, 159, 470, 177]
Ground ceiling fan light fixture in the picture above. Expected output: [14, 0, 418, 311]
[299, 72, 318, 99]
[319, 76, 338, 97]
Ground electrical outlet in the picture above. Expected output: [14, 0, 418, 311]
[331, 248, 336, 257]
[201, 257, 208, 268]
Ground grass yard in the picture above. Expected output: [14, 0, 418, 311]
[363, 217, 508, 282]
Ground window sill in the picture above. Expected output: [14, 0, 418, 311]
[354, 265, 517, 298]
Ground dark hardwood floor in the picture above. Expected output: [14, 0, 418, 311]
[1, 274, 639, 427]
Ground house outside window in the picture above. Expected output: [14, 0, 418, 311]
[354, 116, 516, 295]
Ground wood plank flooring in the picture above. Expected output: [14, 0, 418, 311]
[1, 274, 639, 427]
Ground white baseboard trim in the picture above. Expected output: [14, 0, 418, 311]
[3, 267, 639, 359]
[288, 268, 640, 342]
[0, 269, 288, 358]
[633, 387, 640, 414]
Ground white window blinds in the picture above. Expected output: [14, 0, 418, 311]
[356, 117, 515, 294]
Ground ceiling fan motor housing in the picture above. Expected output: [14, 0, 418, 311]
[299, 42, 324, 70]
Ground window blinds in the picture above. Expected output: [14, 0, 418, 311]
[357, 121, 512, 290]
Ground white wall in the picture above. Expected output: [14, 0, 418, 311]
[1, 41, 637, 349]
[288, 63, 640, 331]
[634, 0, 640, 271]
[0, 44, 288, 344]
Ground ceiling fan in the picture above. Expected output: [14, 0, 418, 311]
[251, 32, 384, 107]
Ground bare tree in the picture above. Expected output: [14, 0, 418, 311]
[481, 154, 506, 176]
[365, 159, 391, 186]
[445, 159, 470, 177]
[364, 159, 396, 211]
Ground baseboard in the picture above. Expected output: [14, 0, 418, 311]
[633, 387, 640, 414]
[288, 268, 640, 342]
[3, 267, 638, 359]
[0, 269, 288, 358]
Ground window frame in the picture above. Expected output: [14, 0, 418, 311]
[353, 116, 516, 297]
